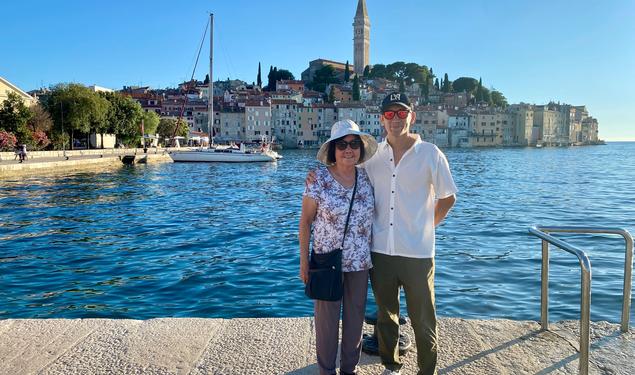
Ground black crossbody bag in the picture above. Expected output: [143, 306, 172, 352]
[305, 168, 358, 301]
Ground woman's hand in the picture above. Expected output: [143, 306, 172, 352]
[300, 258, 309, 284]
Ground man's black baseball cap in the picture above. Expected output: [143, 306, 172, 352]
[381, 92, 411, 111]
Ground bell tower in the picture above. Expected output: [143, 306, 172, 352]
[353, 0, 370, 76]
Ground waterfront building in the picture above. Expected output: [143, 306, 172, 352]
[441, 92, 470, 108]
[301, 90, 325, 106]
[271, 99, 300, 148]
[448, 110, 470, 147]
[268, 90, 302, 103]
[534, 104, 565, 146]
[297, 105, 320, 148]
[468, 109, 503, 147]
[301, 59, 347, 83]
[499, 112, 514, 145]
[217, 106, 245, 142]
[327, 84, 353, 102]
[508, 104, 534, 146]
[414, 105, 447, 144]
[314, 103, 338, 145]
[581, 117, 599, 143]
[0, 76, 36, 106]
[360, 106, 382, 140]
[244, 100, 272, 142]
[87, 85, 114, 93]
[353, 0, 370, 75]
[276, 80, 305, 92]
[336, 102, 366, 125]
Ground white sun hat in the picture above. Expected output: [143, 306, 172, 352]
[316, 119, 378, 166]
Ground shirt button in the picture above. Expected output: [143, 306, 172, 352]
[390, 223, 393, 226]
[391, 207, 394, 210]
[392, 174, 395, 177]
[391, 191, 394, 193]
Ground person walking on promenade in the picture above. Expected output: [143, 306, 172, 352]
[367, 92, 457, 375]
[18, 144, 27, 163]
[299, 119, 378, 375]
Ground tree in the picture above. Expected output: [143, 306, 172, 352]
[344, 61, 350, 83]
[490, 90, 508, 108]
[276, 69, 295, 81]
[363, 65, 370, 77]
[328, 86, 335, 103]
[0, 92, 32, 144]
[352, 76, 360, 101]
[442, 73, 452, 93]
[257, 62, 262, 88]
[475, 77, 484, 102]
[101, 92, 143, 147]
[308, 65, 341, 93]
[0, 130, 17, 151]
[157, 118, 188, 141]
[45, 84, 110, 149]
[434, 78, 440, 91]
[204, 74, 210, 85]
[266, 66, 274, 91]
[27, 103, 53, 150]
[452, 77, 479, 93]
[142, 111, 160, 135]
[399, 79, 405, 93]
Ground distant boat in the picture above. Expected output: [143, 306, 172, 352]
[168, 13, 281, 163]
[170, 143, 281, 162]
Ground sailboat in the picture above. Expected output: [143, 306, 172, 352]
[169, 14, 281, 163]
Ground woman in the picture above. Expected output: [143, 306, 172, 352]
[299, 119, 377, 375]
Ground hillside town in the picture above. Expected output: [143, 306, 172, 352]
[1, 0, 601, 151]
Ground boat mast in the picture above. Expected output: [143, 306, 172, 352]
[208, 13, 214, 148]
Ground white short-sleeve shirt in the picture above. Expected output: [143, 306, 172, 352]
[363, 135, 458, 259]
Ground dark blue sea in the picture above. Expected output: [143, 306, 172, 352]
[0, 142, 633, 322]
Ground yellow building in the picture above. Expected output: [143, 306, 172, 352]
[0, 76, 35, 106]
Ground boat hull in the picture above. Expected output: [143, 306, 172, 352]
[169, 149, 279, 162]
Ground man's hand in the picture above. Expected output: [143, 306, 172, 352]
[305, 169, 317, 187]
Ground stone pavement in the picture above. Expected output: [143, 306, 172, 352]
[0, 317, 632, 374]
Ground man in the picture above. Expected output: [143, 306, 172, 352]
[364, 92, 457, 375]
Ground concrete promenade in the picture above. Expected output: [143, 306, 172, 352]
[0, 317, 632, 374]
[0, 148, 172, 177]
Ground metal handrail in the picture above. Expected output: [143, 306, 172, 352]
[528, 225, 633, 375]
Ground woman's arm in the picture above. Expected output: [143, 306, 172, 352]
[299, 196, 318, 284]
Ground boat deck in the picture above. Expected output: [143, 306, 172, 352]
[0, 317, 632, 374]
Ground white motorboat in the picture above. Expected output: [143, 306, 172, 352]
[169, 143, 281, 162]
[169, 14, 281, 163]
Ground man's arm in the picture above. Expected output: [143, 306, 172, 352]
[434, 195, 456, 227]
[299, 196, 317, 284]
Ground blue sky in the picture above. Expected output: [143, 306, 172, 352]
[2, 0, 633, 140]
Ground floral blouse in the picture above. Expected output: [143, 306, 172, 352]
[304, 166, 374, 272]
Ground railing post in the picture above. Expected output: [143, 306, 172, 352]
[541, 239, 549, 330]
[621, 232, 633, 333]
[579, 264, 591, 375]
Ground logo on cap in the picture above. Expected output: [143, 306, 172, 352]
[390, 93, 401, 101]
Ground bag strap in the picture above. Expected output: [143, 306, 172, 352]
[340, 168, 358, 249]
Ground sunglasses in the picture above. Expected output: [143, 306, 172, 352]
[383, 110, 410, 120]
[335, 139, 362, 150]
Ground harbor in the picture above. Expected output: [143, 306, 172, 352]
[1, 317, 632, 374]
[0, 148, 172, 177]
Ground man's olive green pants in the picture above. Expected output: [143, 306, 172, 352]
[370, 252, 437, 375]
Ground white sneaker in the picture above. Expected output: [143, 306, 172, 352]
[381, 369, 401, 375]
